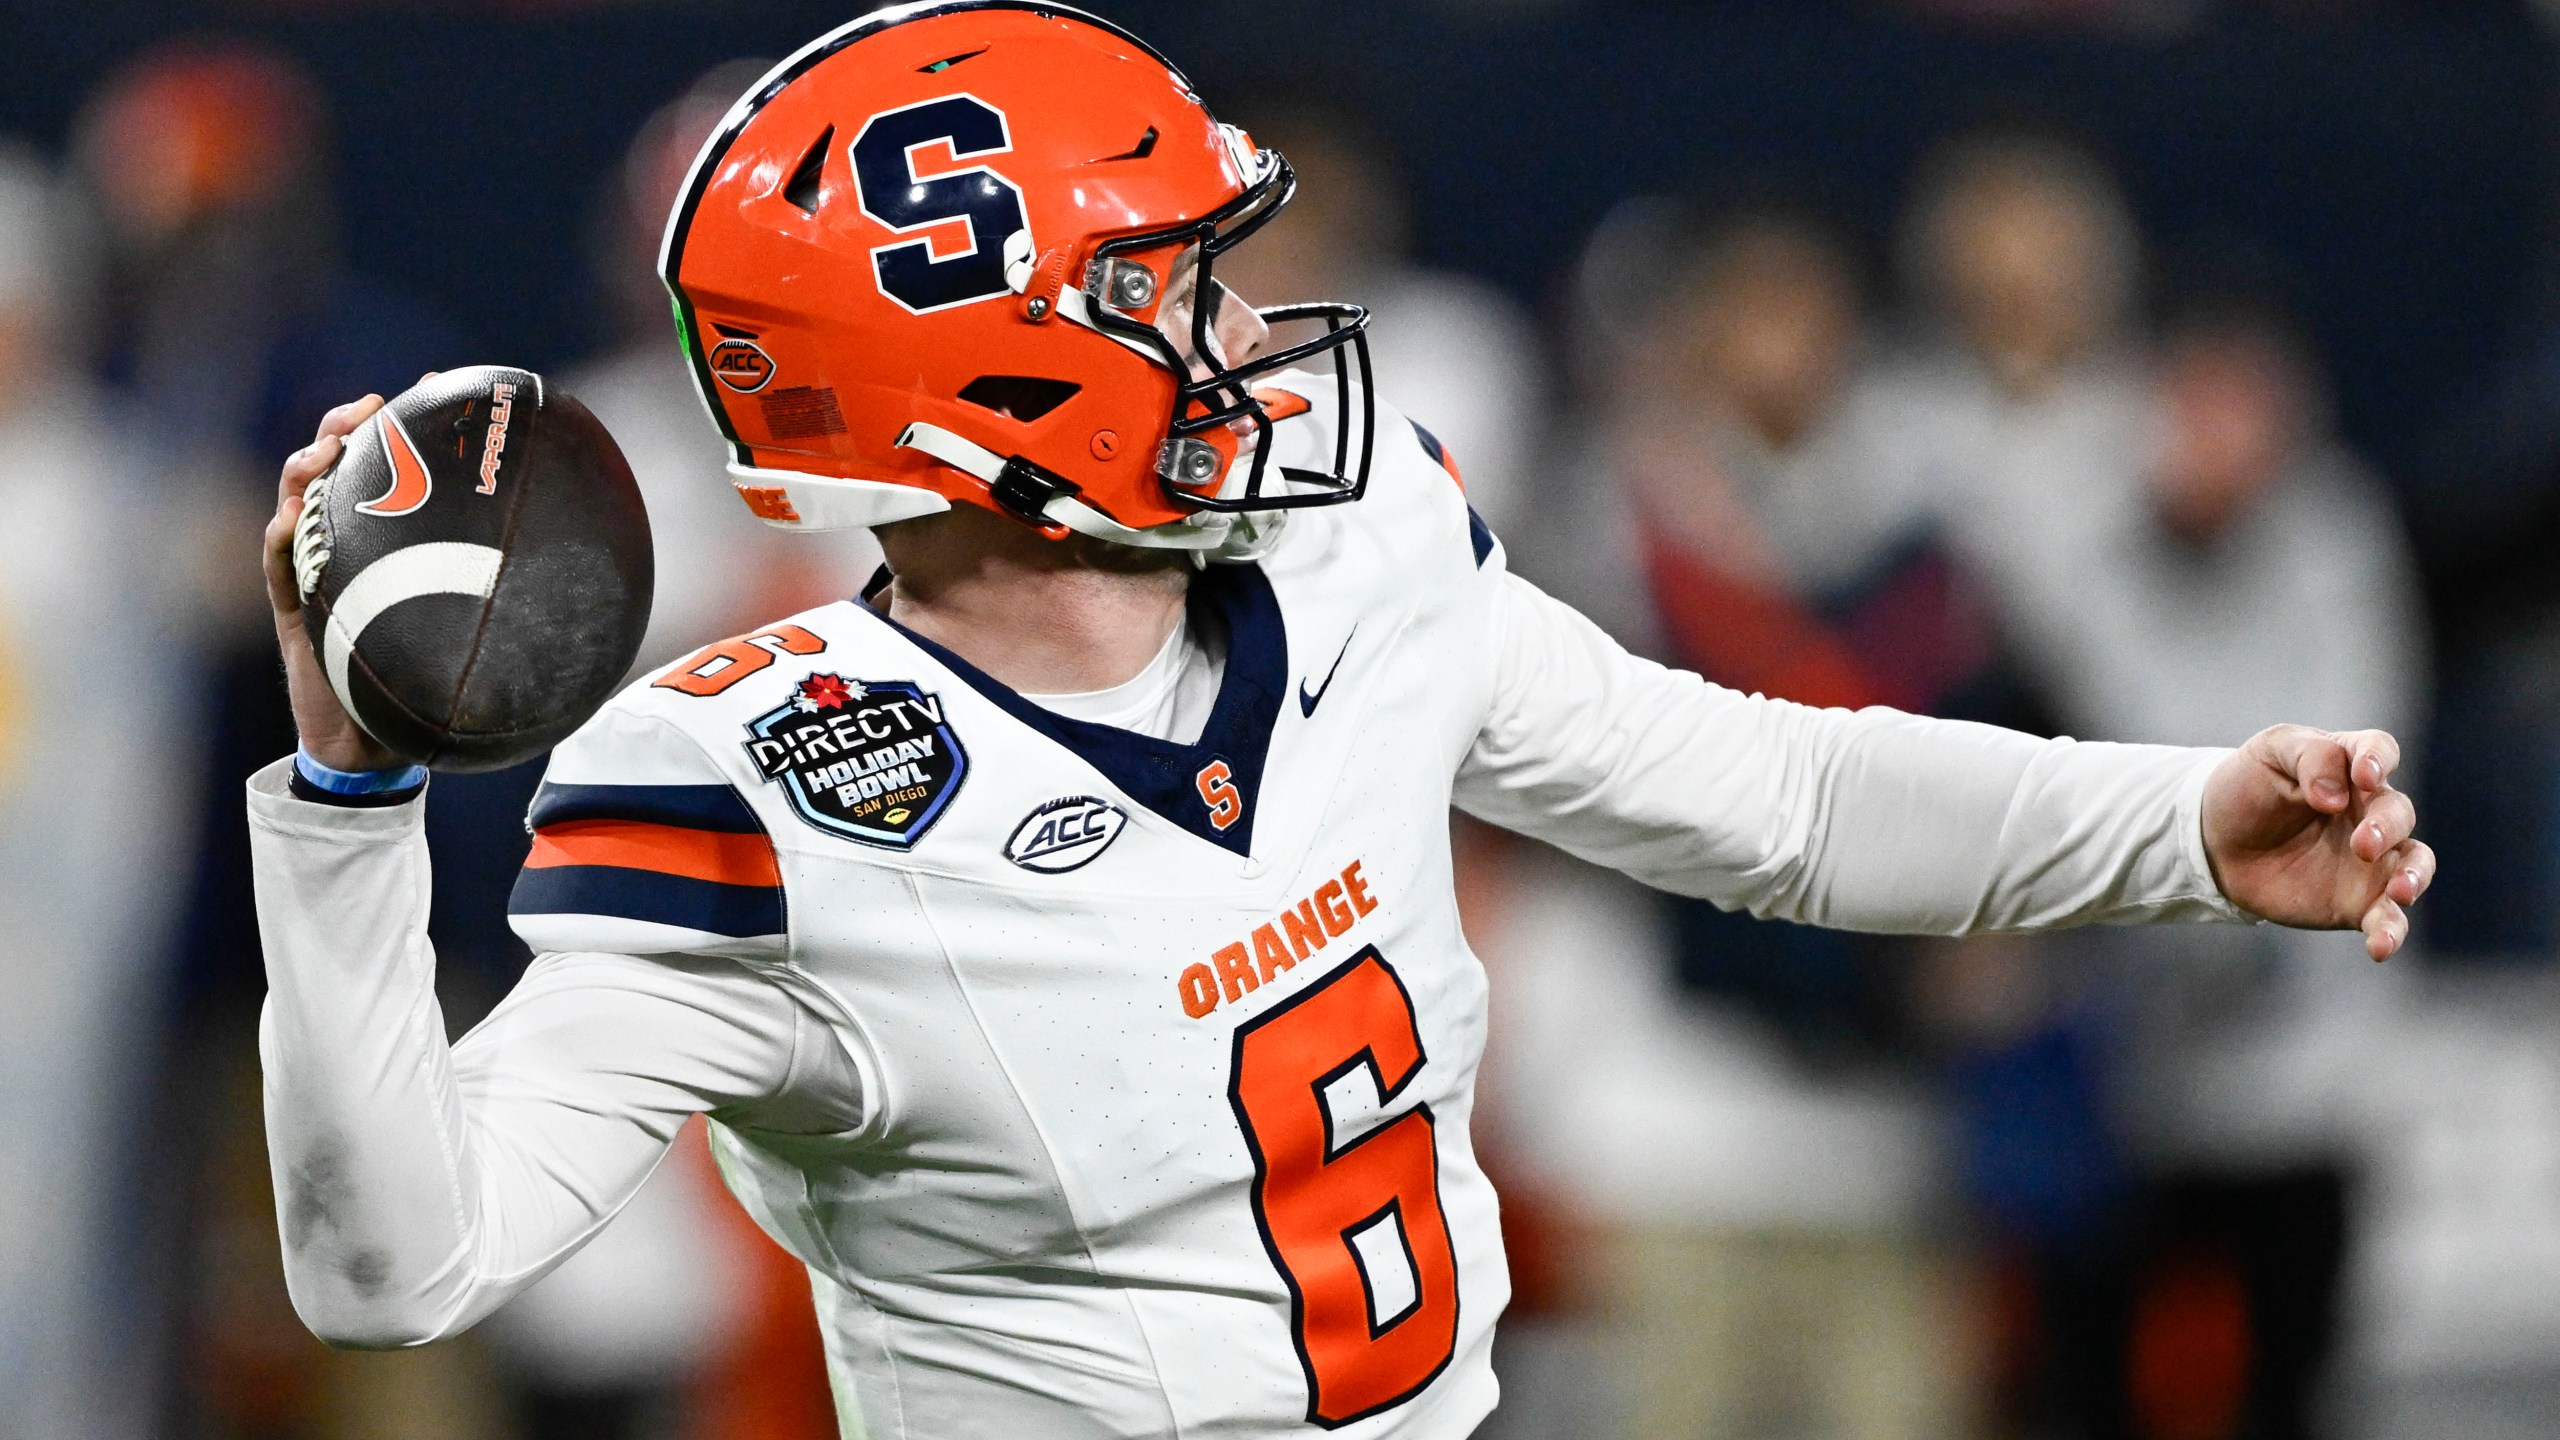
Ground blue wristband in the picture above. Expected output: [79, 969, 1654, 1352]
[293, 748, 430, 796]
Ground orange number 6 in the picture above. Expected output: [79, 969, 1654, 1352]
[652, 624, 827, 698]
[1229, 948, 1458, 1427]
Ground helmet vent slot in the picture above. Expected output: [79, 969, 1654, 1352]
[1095, 128, 1159, 163]
[919, 48, 987, 74]
[783, 126, 833, 215]
[959, 376, 1082, 423]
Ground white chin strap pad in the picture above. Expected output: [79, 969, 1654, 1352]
[728, 463, 950, 531]
[894, 422, 1230, 553]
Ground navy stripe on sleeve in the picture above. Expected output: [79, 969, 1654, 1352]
[1411, 420, 1448, 469]
[528, 782, 766, 834]
[509, 863, 784, 939]
[1467, 507, 1495, 568]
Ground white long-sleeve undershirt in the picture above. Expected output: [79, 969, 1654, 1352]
[252, 570, 2237, 1348]
[251, 783, 860, 1345]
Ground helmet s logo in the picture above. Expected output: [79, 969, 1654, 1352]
[709, 339, 775, 393]
[850, 94, 1030, 314]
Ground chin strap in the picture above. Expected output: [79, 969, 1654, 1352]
[894, 422, 1233, 553]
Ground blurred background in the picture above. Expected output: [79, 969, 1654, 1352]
[8, 1, 2560, 1437]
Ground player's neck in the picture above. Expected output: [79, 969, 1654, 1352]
[874, 506, 1191, 696]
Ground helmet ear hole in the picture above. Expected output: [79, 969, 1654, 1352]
[958, 376, 1082, 422]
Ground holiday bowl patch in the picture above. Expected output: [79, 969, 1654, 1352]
[743, 674, 966, 848]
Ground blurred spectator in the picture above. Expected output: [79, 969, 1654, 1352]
[1613, 206, 2039, 732]
[1477, 842, 1968, 1440]
[76, 43, 464, 472]
[1883, 130, 2145, 444]
[64, 43, 486, 1438]
[1479, 204, 1988, 1440]
[568, 61, 881, 673]
[2060, 299, 2423, 1440]
[0, 142, 198, 1439]
[1951, 293, 2424, 749]
[463, 64, 876, 1440]
[1877, 129, 2167, 1438]
[1570, 203, 2051, 1070]
[1214, 97, 1550, 533]
[1896, 126, 2428, 1437]
[65, 41, 468, 1013]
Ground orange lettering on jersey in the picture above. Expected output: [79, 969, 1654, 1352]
[1279, 899, 1329, 962]
[1212, 943, 1259, 1003]
[1179, 964, 1220, 1019]
[1195, 759, 1243, 830]
[1251, 924, 1294, 983]
[1343, 860, 1379, 917]
[1179, 859, 1383, 1020]
[1314, 881, 1353, 934]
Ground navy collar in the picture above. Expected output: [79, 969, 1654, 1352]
[866, 562, 1287, 856]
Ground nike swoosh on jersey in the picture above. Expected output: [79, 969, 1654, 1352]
[1298, 627, 1356, 717]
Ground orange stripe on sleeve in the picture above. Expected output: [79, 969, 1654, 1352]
[526, 819, 782, 888]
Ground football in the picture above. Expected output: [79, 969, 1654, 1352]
[291, 366, 653, 772]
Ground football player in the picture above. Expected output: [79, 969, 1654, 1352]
[249, 6, 2432, 1437]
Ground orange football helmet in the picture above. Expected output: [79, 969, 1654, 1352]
[660, 0, 1374, 552]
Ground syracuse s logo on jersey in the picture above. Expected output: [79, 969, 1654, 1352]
[1004, 796, 1127, 873]
[743, 673, 968, 849]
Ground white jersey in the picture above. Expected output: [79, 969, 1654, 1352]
[251, 389, 2241, 1440]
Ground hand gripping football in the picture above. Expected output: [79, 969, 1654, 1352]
[291, 366, 653, 772]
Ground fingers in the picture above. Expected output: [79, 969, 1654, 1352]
[2352, 787, 2418, 862]
[2339, 729, 2403, 794]
[2362, 894, 2409, 962]
[2263, 725, 2354, 813]
[278, 394, 384, 504]
[2383, 839, 2437, 907]
[269, 394, 386, 612]
[2358, 838, 2435, 961]
[262, 495, 304, 615]
[308, 393, 385, 451]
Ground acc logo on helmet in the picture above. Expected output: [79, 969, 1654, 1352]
[710, 339, 776, 393]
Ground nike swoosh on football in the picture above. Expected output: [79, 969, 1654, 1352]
[356, 410, 436, 518]
[1299, 627, 1356, 718]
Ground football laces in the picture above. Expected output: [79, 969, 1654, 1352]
[292, 473, 335, 603]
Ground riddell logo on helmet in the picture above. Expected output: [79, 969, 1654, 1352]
[710, 339, 775, 393]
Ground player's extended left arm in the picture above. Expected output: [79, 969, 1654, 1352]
[1454, 573, 2432, 956]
